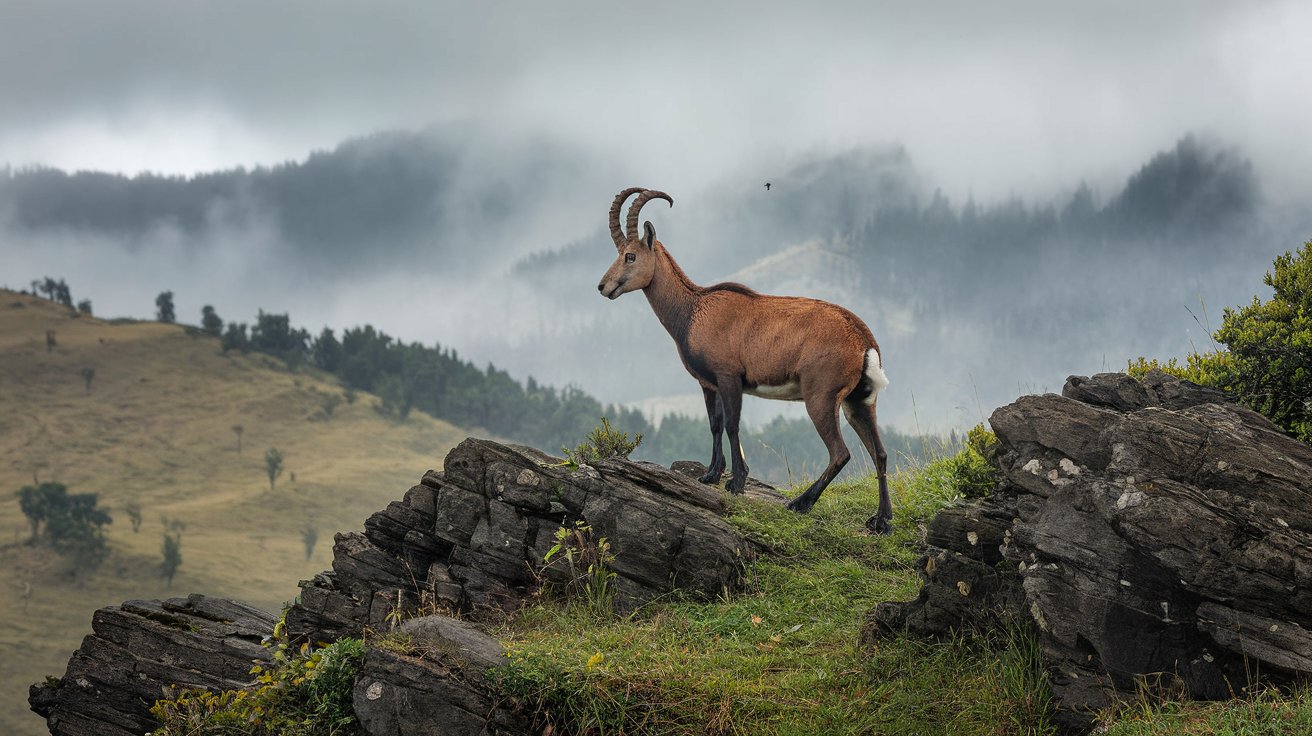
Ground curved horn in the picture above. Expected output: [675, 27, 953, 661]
[625, 190, 673, 242]
[610, 187, 646, 248]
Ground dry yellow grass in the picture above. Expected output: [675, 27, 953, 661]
[0, 290, 470, 735]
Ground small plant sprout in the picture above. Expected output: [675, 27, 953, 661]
[541, 521, 617, 615]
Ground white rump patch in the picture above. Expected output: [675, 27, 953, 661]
[863, 348, 889, 405]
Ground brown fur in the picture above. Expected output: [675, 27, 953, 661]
[598, 189, 893, 531]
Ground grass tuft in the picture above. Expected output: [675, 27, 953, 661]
[1099, 684, 1312, 735]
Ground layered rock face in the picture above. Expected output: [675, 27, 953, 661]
[33, 439, 766, 735]
[28, 596, 277, 736]
[353, 616, 534, 736]
[871, 371, 1312, 724]
[287, 438, 764, 643]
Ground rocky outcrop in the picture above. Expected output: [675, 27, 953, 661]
[353, 615, 533, 736]
[34, 440, 769, 735]
[870, 371, 1312, 726]
[28, 595, 277, 736]
[287, 438, 766, 644]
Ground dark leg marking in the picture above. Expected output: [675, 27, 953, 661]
[845, 397, 893, 534]
[718, 374, 749, 494]
[699, 385, 726, 484]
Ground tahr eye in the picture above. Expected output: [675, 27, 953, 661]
[625, 253, 636, 264]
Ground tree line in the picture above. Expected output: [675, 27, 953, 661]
[17, 277, 934, 482]
[204, 304, 929, 479]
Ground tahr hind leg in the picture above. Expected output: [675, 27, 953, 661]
[845, 397, 893, 534]
[787, 388, 850, 513]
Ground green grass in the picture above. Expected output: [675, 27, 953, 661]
[1100, 686, 1312, 735]
[492, 458, 1057, 735]
[491, 449, 1312, 735]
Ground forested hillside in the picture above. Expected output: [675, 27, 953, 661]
[170, 300, 929, 482]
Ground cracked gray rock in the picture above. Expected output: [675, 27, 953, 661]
[286, 439, 762, 643]
[28, 595, 277, 736]
[868, 370, 1312, 729]
[353, 615, 531, 736]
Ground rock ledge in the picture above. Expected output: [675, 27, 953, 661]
[869, 371, 1312, 726]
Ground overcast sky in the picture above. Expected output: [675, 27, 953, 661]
[2, 1, 1310, 204]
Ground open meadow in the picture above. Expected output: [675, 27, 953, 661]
[0, 290, 469, 735]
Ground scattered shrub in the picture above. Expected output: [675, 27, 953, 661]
[265, 448, 284, 492]
[155, 291, 176, 323]
[562, 417, 642, 467]
[161, 531, 182, 587]
[200, 305, 224, 336]
[942, 423, 999, 499]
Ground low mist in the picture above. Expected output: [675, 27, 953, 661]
[3, 130, 1308, 433]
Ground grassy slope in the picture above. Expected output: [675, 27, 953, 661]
[490, 464, 1059, 735]
[0, 290, 468, 735]
[490, 458, 1312, 735]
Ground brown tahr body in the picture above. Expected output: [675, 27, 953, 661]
[598, 188, 892, 532]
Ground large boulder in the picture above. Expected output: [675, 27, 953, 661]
[869, 371, 1312, 726]
[28, 595, 277, 736]
[287, 438, 767, 643]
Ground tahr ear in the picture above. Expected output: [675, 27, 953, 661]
[643, 221, 656, 249]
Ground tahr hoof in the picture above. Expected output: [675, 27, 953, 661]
[725, 475, 746, 495]
[866, 515, 893, 535]
[786, 497, 814, 514]
[692, 467, 724, 485]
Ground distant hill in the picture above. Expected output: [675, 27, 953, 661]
[0, 127, 602, 277]
[0, 289, 470, 736]
[497, 135, 1300, 429]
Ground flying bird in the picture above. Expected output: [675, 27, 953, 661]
[764, 182, 771, 191]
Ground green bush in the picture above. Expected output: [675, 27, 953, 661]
[1213, 242, 1312, 441]
[1129, 241, 1312, 442]
[942, 423, 999, 499]
[562, 417, 642, 467]
[15, 482, 111, 564]
[149, 636, 365, 736]
[1125, 352, 1232, 386]
[540, 521, 617, 616]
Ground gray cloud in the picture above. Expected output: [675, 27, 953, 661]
[2, 1, 1311, 434]
[2, 2, 1309, 203]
